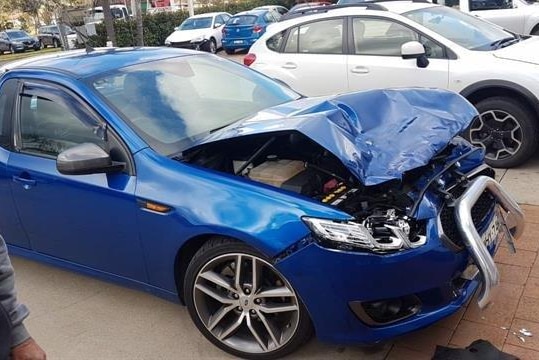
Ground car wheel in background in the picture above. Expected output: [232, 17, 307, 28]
[8, 46, 14, 54]
[467, 97, 538, 168]
[53, 39, 59, 48]
[224, 48, 235, 55]
[531, 25, 539, 36]
[184, 237, 313, 359]
[206, 38, 217, 54]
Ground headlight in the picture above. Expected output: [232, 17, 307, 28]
[303, 217, 426, 253]
[190, 36, 205, 43]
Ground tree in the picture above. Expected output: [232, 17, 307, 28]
[101, 0, 117, 46]
[135, 0, 143, 46]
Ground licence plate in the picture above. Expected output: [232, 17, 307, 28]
[234, 40, 243, 44]
[481, 211, 502, 248]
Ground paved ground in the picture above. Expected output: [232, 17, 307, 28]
[6, 50, 539, 359]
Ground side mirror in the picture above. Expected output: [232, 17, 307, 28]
[214, 23, 223, 28]
[57, 143, 123, 175]
[174, 26, 180, 31]
[401, 41, 429, 68]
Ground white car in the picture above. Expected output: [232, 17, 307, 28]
[246, 1, 539, 168]
[164, 12, 231, 53]
[438, 0, 539, 35]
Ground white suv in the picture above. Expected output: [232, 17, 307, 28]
[246, 1, 539, 168]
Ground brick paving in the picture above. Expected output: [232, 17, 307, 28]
[384, 205, 539, 359]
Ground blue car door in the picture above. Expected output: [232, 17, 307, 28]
[0, 79, 31, 248]
[6, 80, 147, 281]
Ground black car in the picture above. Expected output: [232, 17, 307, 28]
[37, 25, 75, 48]
[0, 30, 41, 54]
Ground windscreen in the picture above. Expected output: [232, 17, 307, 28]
[180, 17, 212, 30]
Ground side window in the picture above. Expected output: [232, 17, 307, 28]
[0, 80, 16, 149]
[19, 88, 105, 158]
[284, 19, 344, 54]
[215, 15, 224, 26]
[469, 0, 513, 11]
[267, 30, 286, 52]
[353, 18, 418, 56]
[264, 12, 275, 23]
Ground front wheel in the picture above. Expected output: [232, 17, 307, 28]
[184, 238, 313, 359]
[467, 97, 538, 168]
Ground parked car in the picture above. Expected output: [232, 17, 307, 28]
[437, 0, 539, 35]
[253, 5, 289, 18]
[281, 2, 332, 20]
[165, 12, 231, 53]
[37, 25, 78, 49]
[0, 30, 41, 54]
[222, 10, 279, 54]
[246, 1, 539, 168]
[0, 47, 524, 359]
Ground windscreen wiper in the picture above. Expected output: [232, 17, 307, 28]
[490, 35, 520, 49]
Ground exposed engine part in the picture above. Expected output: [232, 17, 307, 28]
[234, 136, 276, 175]
[248, 159, 305, 187]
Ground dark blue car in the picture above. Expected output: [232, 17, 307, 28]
[222, 10, 279, 54]
[0, 48, 524, 359]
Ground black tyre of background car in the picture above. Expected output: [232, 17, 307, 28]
[184, 237, 313, 360]
[209, 38, 217, 54]
[224, 48, 235, 55]
[8, 46, 14, 54]
[467, 96, 538, 168]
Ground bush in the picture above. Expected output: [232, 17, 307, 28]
[86, 0, 297, 47]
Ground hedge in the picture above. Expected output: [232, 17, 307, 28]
[86, 0, 296, 48]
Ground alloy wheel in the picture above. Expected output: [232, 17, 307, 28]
[469, 110, 523, 162]
[193, 253, 300, 354]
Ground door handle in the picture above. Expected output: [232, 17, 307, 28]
[351, 66, 370, 74]
[12, 176, 36, 190]
[282, 62, 297, 69]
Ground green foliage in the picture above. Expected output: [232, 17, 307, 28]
[86, 0, 297, 47]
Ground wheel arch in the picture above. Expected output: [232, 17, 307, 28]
[460, 80, 539, 117]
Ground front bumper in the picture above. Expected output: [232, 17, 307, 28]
[276, 176, 523, 344]
[455, 176, 524, 308]
[168, 39, 208, 51]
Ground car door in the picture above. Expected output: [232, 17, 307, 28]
[214, 14, 227, 46]
[269, 17, 348, 96]
[466, 0, 525, 34]
[6, 80, 147, 281]
[347, 16, 449, 92]
[0, 79, 30, 248]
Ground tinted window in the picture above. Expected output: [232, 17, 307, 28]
[469, 0, 513, 10]
[353, 18, 418, 56]
[90, 56, 299, 156]
[19, 89, 105, 158]
[0, 79, 15, 149]
[267, 30, 286, 52]
[228, 15, 257, 25]
[284, 19, 343, 54]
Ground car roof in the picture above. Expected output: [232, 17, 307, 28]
[189, 12, 226, 18]
[376, 0, 436, 14]
[1, 47, 198, 78]
[235, 10, 268, 16]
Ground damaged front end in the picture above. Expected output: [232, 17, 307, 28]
[180, 88, 524, 337]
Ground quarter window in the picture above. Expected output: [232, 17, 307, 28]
[284, 19, 344, 54]
[19, 88, 105, 158]
[267, 30, 286, 52]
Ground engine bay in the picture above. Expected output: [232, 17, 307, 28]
[181, 132, 430, 249]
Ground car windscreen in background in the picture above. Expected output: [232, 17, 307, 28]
[228, 15, 257, 25]
[180, 17, 212, 30]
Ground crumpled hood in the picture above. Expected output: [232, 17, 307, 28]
[493, 36, 539, 65]
[166, 29, 210, 43]
[192, 88, 478, 186]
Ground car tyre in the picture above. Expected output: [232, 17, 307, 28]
[466, 96, 538, 168]
[224, 48, 235, 55]
[184, 237, 313, 360]
[203, 38, 217, 54]
[8, 45, 14, 54]
[53, 39, 59, 48]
